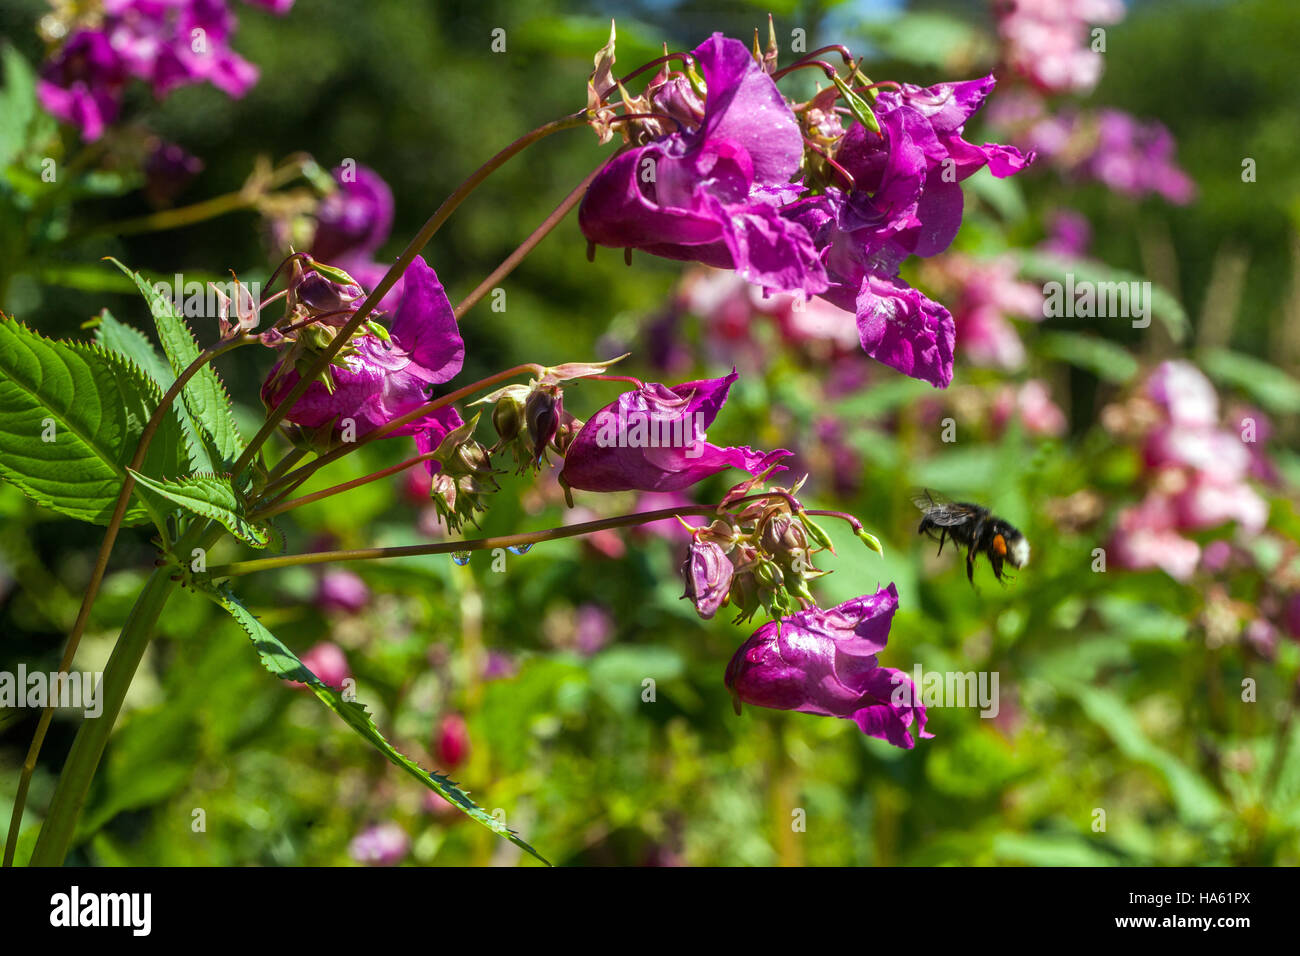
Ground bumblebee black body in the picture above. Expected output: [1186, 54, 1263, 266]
[912, 489, 1030, 585]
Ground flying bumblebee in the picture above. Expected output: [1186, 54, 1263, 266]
[911, 489, 1029, 586]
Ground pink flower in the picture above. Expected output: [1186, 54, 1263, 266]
[349, 822, 408, 866]
[316, 570, 370, 614]
[296, 641, 350, 691]
[1110, 495, 1201, 581]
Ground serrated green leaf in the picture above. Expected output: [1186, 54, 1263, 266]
[1015, 250, 1189, 343]
[106, 258, 247, 473]
[91, 309, 216, 473]
[200, 584, 550, 865]
[0, 315, 186, 526]
[127, 470, 274, 548]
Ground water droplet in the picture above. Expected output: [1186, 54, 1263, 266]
[507, 543, 533, 555]
[451, 551, 471, 566]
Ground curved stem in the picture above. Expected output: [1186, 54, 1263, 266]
[26, 567, 179, 865]
[453, 162, 605, 321]
[3, 336, 250, 867]
[233, 112, 588, 480]
[78, 154, 316, 239]
[28, 522, 223, 866]
[207, 504, 720, 577]
[250, 450, 438, 520]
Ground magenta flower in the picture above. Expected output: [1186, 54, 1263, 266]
[682, 538, 733, 620]
[559, 370, 788, 493]
[37, 31, 127, 142]
[348, 822, 408, 866]
[311, 163, 396, 264]
[261, 255, 465, 456]
[39, 1, 267, 140]
[789, 75, 1032, 386]
[724, 585, 931, 749]
[580, 35, 827, 296]
[1110, 494, 1201, 581]
[995, 0, 1124, 94]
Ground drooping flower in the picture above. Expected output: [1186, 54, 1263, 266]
[791, 75, 1033, 386]
[311, 163, 396, 264]
[682, 538, 734, 619]
[559, 370, 788, 493]
[573, 605, 612, 656]
[143, 139, 204, 207]
[580, 34, 828, 296]
[724, 585, 931, 749]
[260, 254, 465, 457]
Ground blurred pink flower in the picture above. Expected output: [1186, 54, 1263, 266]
[995, 0, 1125, 95]
[295, 641, 350, 691]
[434, 713, 470, 770]
[574, 604, 614, 656]
[994, 380, 1067, 437]
[316, 569, 370, 615]
[1110, 494, 1201, 581]
[349, 822, 408, 866]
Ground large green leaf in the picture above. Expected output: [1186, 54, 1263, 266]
[128, 470, 276, 548]
[0, 316, 186, 526]
[90, 309, 173, 388]
[91, 309, 223, 473]
[201, 584, 550, 865]
[107, 258, 247, 473]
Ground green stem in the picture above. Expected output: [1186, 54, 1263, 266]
[207, 504, 719, 577]
[75, 153, 317, 240]
[27, 564, 180, 865]
[452, 161, 605, 320]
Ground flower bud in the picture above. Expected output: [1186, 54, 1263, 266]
[492, 393, 525, 443]
[525, 385, 564, 464]
[681, 538, 734, 619]
[291, 261, 364, 325]
[759, 512, 808, 557]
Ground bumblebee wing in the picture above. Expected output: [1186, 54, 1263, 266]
[911, 489, 978, 526]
